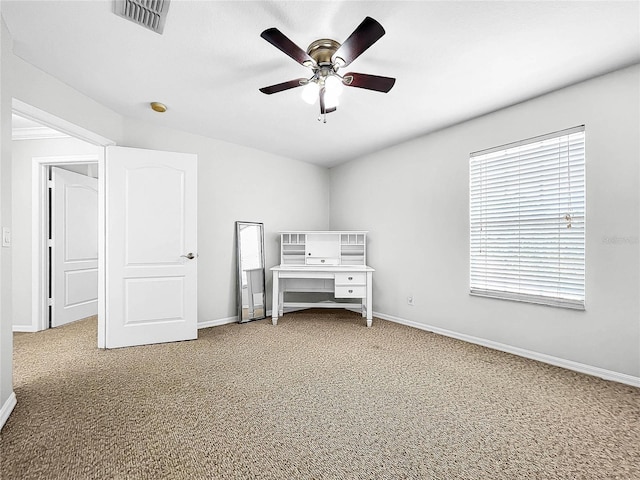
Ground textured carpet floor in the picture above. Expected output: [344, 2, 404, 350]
[1, 310, 639, 479]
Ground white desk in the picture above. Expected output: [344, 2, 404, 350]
[271, 265, 374, 327]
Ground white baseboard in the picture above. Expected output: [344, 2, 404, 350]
[0, 392, 17, 431]
[198, 316, 238, 329]
[374, 311, 640, 388]
[198, 310, 279, 329]
[12, 325, 38, 333]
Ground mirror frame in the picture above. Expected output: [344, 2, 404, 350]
[235, 221, 267, 323]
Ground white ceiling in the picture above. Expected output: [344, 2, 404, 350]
[3, 1, 639, 167]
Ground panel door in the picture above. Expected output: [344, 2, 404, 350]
[51, 167, 98, 327]
[105, 146, 197, 348]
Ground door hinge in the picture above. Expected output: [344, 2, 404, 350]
[48, 180, 54, 189]
[47, 239, 54, 248]
[48, 298, 53, 307]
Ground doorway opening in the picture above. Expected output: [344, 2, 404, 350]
[47, 164, 99, 329]
[12, 99, 115, 347]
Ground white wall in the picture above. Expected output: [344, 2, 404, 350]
[9, 57, 124, 145]
[330, 65, 640, 380]
[122, 118, 330, 324]
[0, 12, 15, 429]
[11, 137, 101, 330]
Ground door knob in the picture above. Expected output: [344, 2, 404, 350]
[181, 253, 196, 260]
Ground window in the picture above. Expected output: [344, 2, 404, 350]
[469, 126, 585, 309]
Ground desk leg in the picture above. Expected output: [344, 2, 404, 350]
[366, 271, 373, 327]
[272, 273, 279, 326]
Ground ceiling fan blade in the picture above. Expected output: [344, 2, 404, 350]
[261, 28, 316, 67]
[334, 17, 385, 67]
[343, 72, 396, 93]
[259, 78, 307, 95]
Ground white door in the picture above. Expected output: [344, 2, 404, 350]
[51, 167, 98, 327]
[105, 146, 198, 348]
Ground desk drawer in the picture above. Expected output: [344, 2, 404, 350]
[335, 285, 366, 298]
[306, 257, 340, 266]
[335, 272, 366, 284]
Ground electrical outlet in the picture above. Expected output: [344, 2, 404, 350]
[2, 227, 10, 247]
[407, 296, 414, 306]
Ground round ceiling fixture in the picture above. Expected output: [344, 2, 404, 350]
[150, 102, 167, 113]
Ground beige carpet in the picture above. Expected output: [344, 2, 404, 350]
[1, 310, 638, 479]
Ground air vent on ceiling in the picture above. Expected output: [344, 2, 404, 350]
[113, 0, 170, 34]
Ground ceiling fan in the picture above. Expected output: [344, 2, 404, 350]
[259, 17, 396, 122]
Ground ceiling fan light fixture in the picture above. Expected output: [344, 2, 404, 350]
[301, 82, 319, 104]
[324, 75, 344, 96]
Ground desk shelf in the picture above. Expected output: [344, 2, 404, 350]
[280, 231, 367, 266]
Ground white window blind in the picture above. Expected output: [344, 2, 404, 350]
[469, 126, 585, 309]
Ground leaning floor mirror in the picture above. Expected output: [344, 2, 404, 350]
[236, 221, 266, 323]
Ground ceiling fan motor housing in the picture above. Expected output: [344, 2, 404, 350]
[306, 39, 341, 65]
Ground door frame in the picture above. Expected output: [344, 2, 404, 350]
[13, 99, 115, 347]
